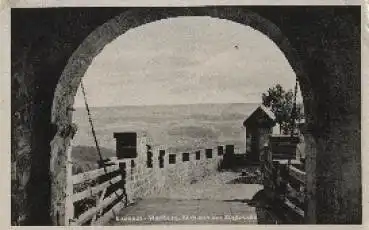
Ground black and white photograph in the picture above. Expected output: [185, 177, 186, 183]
[6, 1, 365, 227]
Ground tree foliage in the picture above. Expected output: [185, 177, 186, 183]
[262, 84, 303, 134]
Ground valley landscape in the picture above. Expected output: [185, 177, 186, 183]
[71, 102, 259, 170]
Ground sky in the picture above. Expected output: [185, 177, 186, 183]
[74, 16, 302, 107]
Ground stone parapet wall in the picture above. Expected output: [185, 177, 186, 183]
[106, 140, 228, 205]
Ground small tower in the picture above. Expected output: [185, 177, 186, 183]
[243, 105, 276, 162]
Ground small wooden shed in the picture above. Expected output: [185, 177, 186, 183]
[243, 105, 276, 162]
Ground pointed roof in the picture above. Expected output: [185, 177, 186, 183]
[243, 104, 276, 127]
[259, 104, 276, 120]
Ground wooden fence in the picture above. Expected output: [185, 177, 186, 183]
[262, 144, 306, 223]
[65, 161, 126, 226]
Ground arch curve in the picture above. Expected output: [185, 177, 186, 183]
[51, 7, 308, 126]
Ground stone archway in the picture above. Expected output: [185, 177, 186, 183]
[10, 6, 361, 226]
[49, 7, 313, 225]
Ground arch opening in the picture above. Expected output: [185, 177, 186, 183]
[71, 15, 304, 164]
[51, 8, 310, 127]
[49, 8, 314, 225]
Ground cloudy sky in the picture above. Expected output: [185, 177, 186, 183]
[74, 16, 302, 107]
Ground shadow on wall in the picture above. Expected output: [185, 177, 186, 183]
[224, 187, 306, 224]
[219, 154, 253, 170]
[226, 172, 262, 184]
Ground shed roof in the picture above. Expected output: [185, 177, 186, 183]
[259, 105, 276, 120]
[243, 104, 276, 127]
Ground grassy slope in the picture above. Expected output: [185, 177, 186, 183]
[71, 145, 116, 173]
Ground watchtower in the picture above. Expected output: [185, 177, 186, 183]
[243, 105, 276, 162]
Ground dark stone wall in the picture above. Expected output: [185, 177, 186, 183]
[11, 6, 361, 225]
[11, 8, 126, 225]
[288, 9, 361, 223]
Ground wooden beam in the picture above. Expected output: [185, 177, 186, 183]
[288, 165, 306, 184]
[91, 187, 107, 224]
[73, 188, 124, 225]
[70, 175, 122, 202]
[285, 198, 304, 217]
[71, 164, 119, 185]
[92, 198, 126, 225]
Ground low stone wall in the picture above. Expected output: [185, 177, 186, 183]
[104, 139, 229, 206]
[159, 147, 223, 193]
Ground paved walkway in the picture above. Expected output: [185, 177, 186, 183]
[108, 172, 272, 225]
[110, 198, 258, 225]
[156, 172, 262, 201]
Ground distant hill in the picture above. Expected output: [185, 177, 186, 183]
[71, 102, 259, 169]
[71, 145, 116, 174]
[72, 145, 116, 162]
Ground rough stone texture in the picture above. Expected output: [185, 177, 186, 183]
[159, 147, 223, 194]
[11, 6, 361, 225]
[102, 141, 223, 210]
[49, 123, 77, 225]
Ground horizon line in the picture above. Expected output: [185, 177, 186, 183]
[73, 101, 264, 109]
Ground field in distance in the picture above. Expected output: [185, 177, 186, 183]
[71, 102, 259, 169]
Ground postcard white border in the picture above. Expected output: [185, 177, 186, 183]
[1, 0, 368, 229]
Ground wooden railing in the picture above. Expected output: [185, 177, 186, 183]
[65, 162, 126, 226]
[284, 164, 306, 218]
[262, 144, 306, 223]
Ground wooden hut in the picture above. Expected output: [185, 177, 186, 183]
[243, 105, 276, 162]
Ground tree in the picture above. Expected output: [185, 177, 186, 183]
[262, 84, 303, 134]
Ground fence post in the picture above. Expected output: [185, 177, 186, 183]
[65, 142, 74, 226]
